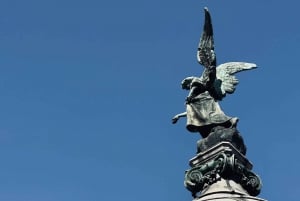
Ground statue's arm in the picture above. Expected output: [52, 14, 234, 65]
[186, 78, 206, 103]
[186, 67, 216, 102]
[172, 112, 187, 124]
[186, 86, 202, 103]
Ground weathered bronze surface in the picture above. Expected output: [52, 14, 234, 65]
[185, 142, 261, 198]
[172, 8, 264, 200]
[172, 8, 256, 139]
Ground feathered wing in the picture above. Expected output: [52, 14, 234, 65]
[196, 9, 257, 100]
[215, 62, 257, 98]
[197, 7, 216, 68]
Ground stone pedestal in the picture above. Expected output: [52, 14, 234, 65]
[184, 142, 266, 200]
[196, 179, 266, 201]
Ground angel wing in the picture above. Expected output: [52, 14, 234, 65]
[215, 62, 257, 99]
[196, 8, 257, 100]
[197, 7, 216, 68]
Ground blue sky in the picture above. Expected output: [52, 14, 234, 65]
[0, 0, 299, 200]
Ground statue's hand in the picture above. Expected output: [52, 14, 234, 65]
[185, 96, 195, 104]
[172, 115, 180, 124]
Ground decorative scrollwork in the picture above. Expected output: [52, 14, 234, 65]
[184, 168, 204, 195]
[184, 152, 262, 197]
[184, 153, 227, 197]
[241, 170, 262, 196]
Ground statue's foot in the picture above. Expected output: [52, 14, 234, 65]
[230, 117, 239, 127]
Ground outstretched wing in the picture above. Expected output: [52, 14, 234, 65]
[216, 62, 257, 97]
[197, 7, 216, 68]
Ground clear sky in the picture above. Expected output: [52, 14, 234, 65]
[0, 0, 298, 201]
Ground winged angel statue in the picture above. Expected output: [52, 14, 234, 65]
[172, 8, 257, 138]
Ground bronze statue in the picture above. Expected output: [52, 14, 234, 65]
[172, 8, 264, 199]
[172, 8, 256, 138]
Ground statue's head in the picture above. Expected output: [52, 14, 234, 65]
[181, 77, 194, 90]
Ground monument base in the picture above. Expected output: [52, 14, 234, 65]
[195, 178, 266, 201]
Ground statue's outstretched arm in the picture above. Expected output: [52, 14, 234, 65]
[172, 112, 187, 124]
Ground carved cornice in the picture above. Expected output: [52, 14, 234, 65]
[184, 142, 262, 198]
